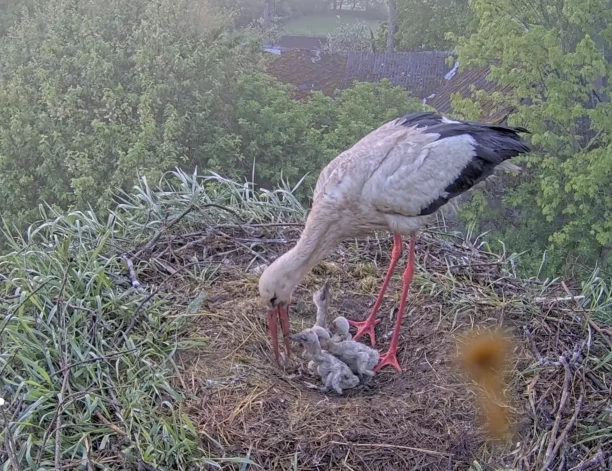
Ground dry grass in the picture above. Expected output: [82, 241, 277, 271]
[144, 224, 611, 471]
[2, 172, 609, 470]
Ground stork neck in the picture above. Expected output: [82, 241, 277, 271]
[271, 213, 340, 293]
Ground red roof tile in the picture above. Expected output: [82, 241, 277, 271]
[265, 49, 347, 100]
[430, 67, 515, 123]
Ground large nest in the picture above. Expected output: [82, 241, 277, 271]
[131, 222, 611, 471]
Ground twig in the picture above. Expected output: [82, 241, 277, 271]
[121, 255, 144, 293]
[534, 295, 586, 303]
[217, 230, 269, 264]
[0, 404, 22, 471]
[94, 411, 127, 436]
[198, 203, 242, 219]
[118, 261, 202, 344]
[215, 222, 304, 229]
[171, 234, 211, 256]
[329, 441, 451, 457]
[560, 281, 612, 350]
[541, 357, 572, 471]
[541, 395, 584, 471]
[50, 347, 142, 378]
[568, 450, 605, 471]
[138, 459, 163, 471]
[132, 205, 195, 259]
[448, 261, 504, 269]
[524, 327, 561, 367]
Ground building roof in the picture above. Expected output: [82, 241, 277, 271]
[429, 66, 515, 123]
[265, 49, 346, 100]
[275, 35, 327, 51]
[341, 51, 453, 99]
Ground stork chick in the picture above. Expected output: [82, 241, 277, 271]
[291, 328, 359, 394]
[313, 326, 379, 380]
[301, 281, 331, 374]
[330, 316, 352, 342]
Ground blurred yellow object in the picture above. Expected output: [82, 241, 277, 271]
[458, 330, 513, 439]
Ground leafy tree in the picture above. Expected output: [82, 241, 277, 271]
[0, 0, 34, 36]
[323, 20, 375, 53]
[378, 0, 473, 52]
[0, 0, 425, 232]
[452, 0, 612, 278]
[0, 0, 256, 226]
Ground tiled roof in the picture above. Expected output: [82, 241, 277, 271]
[429, 67, 515, 123]
[276, 35, 327, 50]
[341, 51, 453, 99]
[265, 49, 347, 100]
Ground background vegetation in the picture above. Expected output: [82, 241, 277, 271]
[0, 0, 422, 234]
[451, 0, 612, 280]
[0, 0, 611, 278]
[0, 1, 611, 469]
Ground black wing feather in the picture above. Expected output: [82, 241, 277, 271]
[393, 114, 531, 216]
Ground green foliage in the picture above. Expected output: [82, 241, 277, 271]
[0, 0, 34, 36]
[377, 0, 474, 52]
[0, 0, 253, 227]
[453, 0, 612, 279]
[0, 171, 295, 469]
[0, 0, 423, 233]
[323, 20, 375, 54]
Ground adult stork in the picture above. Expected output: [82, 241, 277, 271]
[258, 112, 531, 372]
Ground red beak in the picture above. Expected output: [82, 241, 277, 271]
[267, 305, 291, 364]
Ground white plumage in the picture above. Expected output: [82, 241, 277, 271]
[259, 111, 531, 371]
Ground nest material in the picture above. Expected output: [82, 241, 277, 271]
[129, 223, 611, 471]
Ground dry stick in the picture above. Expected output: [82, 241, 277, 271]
[34, 389, 92, 467]
[121, 255, 144, 293]
[132, 205, 195, 259]
[560, 281, 612, 350]
[568, 450, 605, 471]
[540, 395, 584, 471]
[0, 405, 22, 471]
[329, 441, 451, 458]
[130, 203, 241, 263]
[134, 205, 195, 258]
[118, 261, 202, 344]
[94, 411, 127, 436]
[216, 222, 305, 229]
[524, 327, 562, 367]
[49, 346, 142, 378]
[542, 357, 572, 470]
[55, 268, 71, 471]
[534, 295, 586, 303]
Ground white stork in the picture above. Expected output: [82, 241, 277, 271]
[258, 111, 531, 372]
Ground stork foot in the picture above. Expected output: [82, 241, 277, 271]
[374, 349, 401, 372]
[348, 318, 381, 346]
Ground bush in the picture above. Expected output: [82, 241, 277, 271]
[0, 0, 425, 233]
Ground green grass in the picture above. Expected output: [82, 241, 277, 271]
[0, 169, 305, 471]
[281, 13, 381, 37]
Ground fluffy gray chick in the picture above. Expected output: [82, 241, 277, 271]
[330, 316, 352, 342]
[313, 327, 379, 379]
[291, 328, 359, 394]
[301, 281, 331, 374]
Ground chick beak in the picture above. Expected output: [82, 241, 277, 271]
[267, 305, 291, 364]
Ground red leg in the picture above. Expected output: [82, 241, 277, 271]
[349, 233, 403, 346]
[375, 234, 416, 372]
